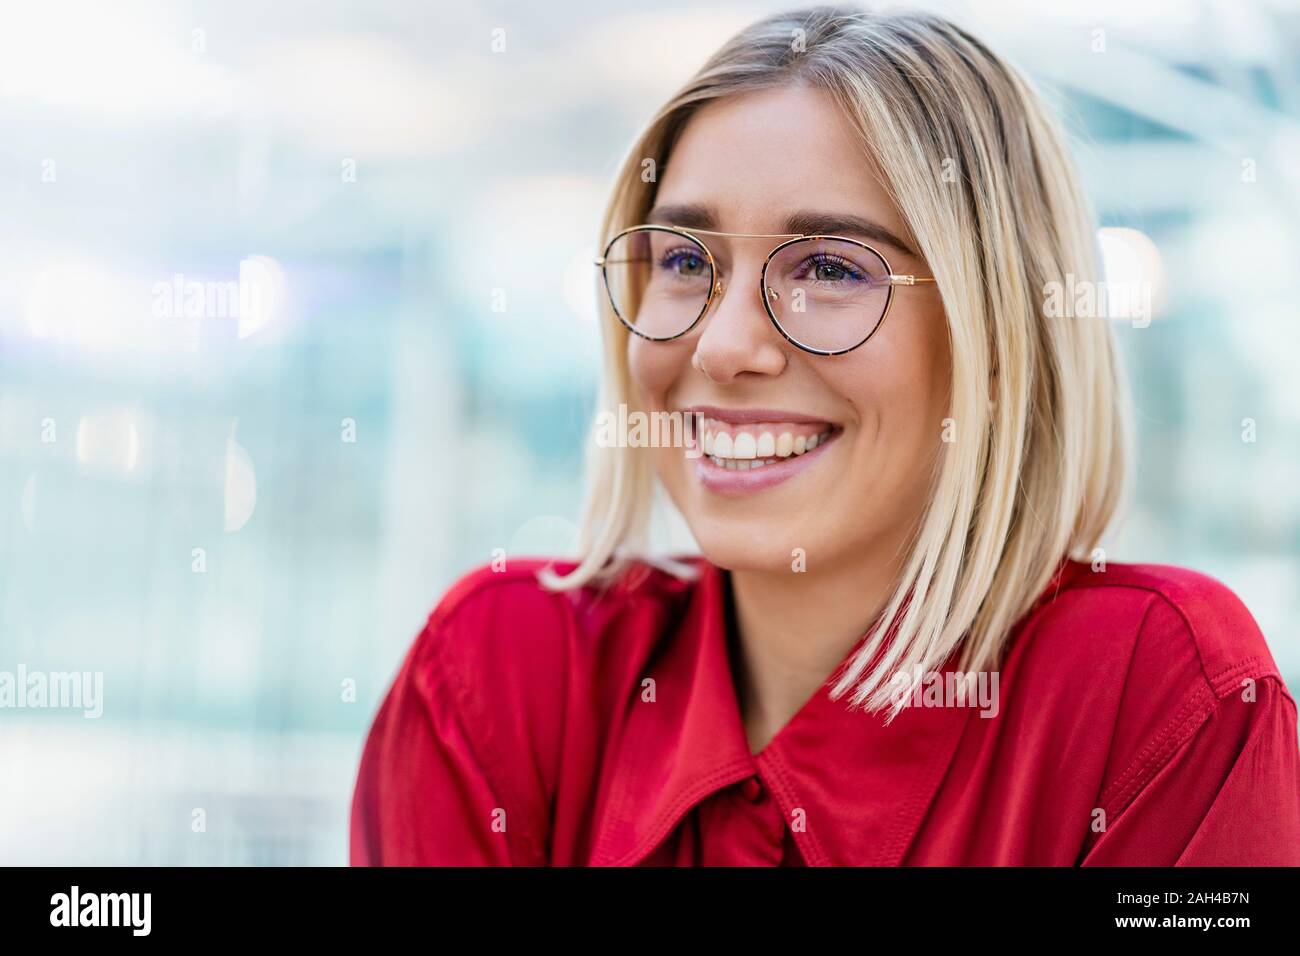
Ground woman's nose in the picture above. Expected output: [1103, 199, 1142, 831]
[691, 268, 787, 382]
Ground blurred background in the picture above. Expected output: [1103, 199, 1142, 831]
[1, 0, 1298, 864]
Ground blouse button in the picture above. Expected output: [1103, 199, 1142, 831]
[740, 776, 763, 802]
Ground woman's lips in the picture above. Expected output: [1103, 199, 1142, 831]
[684, 417, 841, 495]
[682, 404, 834, 426]
[696, 415, 830, 460]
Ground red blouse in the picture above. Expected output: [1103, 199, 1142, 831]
[350, 556, 1300, 866]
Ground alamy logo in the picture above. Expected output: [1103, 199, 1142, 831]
[0, 665, 103, 718]
[594, 405, 705, 458]
[50, 886, 151, 936]
[1042, 273, 1153, 327]
[149, 256, 279, 339]
[889, 667, 1001, 718]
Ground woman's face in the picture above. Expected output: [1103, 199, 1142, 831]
[628, 83, 951, 574]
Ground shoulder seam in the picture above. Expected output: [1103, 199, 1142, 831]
[1143, 588, 1279, 694]
[1100, 672, 1295, 826]
[1095, 586, 1283, 818]
[1146, 590, 1213, 690]
[1099, 678, 1215, 816]
[1090, 592, 1160, 810]
[1098, 592, 1216, 815]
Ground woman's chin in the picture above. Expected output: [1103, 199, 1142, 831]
[689, 520, 824, 573]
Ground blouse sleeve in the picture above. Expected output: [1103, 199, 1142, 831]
[1082, 670, 1300, 866]
[349, 607, 549, 866]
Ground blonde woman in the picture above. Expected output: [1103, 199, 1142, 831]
[352, 5, 1300, 865]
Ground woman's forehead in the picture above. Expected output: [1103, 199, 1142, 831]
[669, 87, 870, 179]
[655, 86, 901, 237]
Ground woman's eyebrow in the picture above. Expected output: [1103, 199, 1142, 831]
[646, 202, 716, 230]
[782, 211, 918, 260]
[645, 203, 918, 259]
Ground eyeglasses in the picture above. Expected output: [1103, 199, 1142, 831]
[593, 224, 937, 356]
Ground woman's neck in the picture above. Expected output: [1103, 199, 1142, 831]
[726, 549, 903, 755]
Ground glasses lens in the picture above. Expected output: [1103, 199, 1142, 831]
[764, 238, 892, 353]
[602, 228, 712, 339]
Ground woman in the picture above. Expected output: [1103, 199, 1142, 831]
[351, 5, 1300, 865]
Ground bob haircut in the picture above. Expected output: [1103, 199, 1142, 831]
[540, 4, 1132, 717]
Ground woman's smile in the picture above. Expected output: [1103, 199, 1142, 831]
[682, 406, 843, 495]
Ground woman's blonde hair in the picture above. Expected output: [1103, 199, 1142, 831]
[541, 4, 1132, 715]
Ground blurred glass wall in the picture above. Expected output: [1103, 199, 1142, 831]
[1, 0, 1297, 864]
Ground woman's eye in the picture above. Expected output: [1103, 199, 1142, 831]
[801, 255, 868, 284]
[658, 248, 707, 278]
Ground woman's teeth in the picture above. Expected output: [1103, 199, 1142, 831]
[702, 426, 833, 470]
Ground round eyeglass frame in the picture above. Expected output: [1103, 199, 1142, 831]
[594, 223, 937, 357]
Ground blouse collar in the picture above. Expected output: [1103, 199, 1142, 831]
[590, 556, 1078, 866]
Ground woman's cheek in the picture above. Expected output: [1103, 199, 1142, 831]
[820, 351, 922, 491]
[627, 337, 687, 409]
